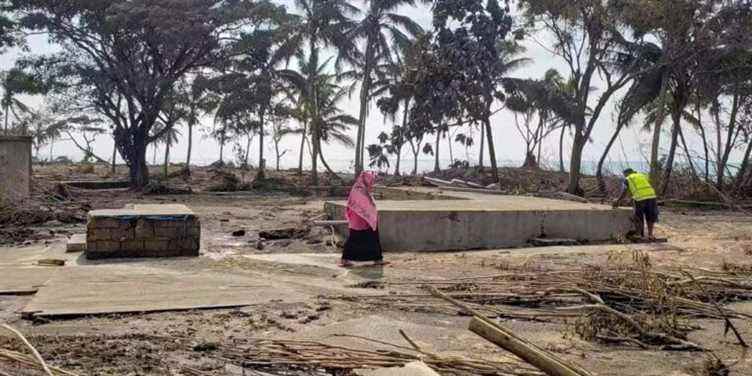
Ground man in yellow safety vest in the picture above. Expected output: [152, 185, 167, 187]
[613, 168, 659, 240]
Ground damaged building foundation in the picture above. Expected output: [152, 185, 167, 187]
[326, 190, 634, 252]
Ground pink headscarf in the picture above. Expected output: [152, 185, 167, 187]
[345, 171, 378, 231]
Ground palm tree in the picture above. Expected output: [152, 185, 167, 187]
[281, 53, 357, 184]
[0, 72, 31, 133]
[288, 0, 359, 175]
[348, 0, 427, 175]
[183, 76, 219, 173]
[151, 122, 181, 178]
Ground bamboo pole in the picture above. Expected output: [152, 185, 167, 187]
[428, 287, 593, 376]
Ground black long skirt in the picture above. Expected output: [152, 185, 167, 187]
[342, 229, 383, 262]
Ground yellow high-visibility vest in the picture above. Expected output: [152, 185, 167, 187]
[626, 172, 657, 202]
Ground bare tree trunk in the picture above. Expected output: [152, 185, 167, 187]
[660, 116, 681, 196]
[478, 124, 485, 169]
[257, 107, 266, 179]
[447, 132, 455, 166]
[650, 80, 669, 184]
[694, 102, 709, 183]
[111, 140, 117, 175]
[434, 130, 441, 173]
[219, 134, 225, 164]
[49, 138, 54, 162]
[355, 45, 374, 176]
[275, 139, 281, 171]
[244, 133, 252, 168]
[298, 120, 307, 175]
[318, 140, 341, 180]
[678, 125, 698, 180]
[394, 143, 402, 176]
[567, 131, 586, 195]
[558, 126, 566, 173]
[536, 116, 544, 167]
[118, 128, 150, 188]
[311, 121, 319, 186]
[734, 139, 752, 190]
[483, 116, 499, 184]
[186, 121, 194, 171]
[4, 105, 9, 133]
[597, 121, 625, 193]
[163, 142, 170, 178]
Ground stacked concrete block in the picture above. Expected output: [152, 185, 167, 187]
[86, 204, 200, 259]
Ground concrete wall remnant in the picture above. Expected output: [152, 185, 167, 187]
[326, 191, 634, 252]
[0, 136, 32, 202]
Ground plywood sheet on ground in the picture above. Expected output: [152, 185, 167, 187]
[22, 265, 308, 317]
[0, 267, 58, 294]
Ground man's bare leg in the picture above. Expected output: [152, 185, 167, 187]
[647, 222, 655, 241]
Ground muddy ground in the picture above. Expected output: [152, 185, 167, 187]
[0, 164, 751, 376]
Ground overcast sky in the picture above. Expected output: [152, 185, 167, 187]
[1, 0, 710, 173]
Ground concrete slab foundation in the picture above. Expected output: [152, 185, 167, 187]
[86, 204, 200, 259]
[325, 191, 633, 252]
[21, 265, 307, 317]
[0, 136, 32, 202]
[0, 267, 58, 295]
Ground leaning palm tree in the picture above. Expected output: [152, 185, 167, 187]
[316, 84, 359, 174]
[348, 0, 428, 175]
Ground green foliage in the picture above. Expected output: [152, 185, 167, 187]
[11, 0, 286, 186]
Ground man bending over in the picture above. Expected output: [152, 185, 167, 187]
[614, 168, 659, 241]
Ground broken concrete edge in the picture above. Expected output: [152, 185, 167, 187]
[0, 289, 38, 296]
[20, 302, 254, 320]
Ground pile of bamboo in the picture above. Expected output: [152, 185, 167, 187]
[211, 338, 543, 376]
[333, 253, 752, 350]
[0, 324, 79, 376]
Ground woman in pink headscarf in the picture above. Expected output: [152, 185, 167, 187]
[339, 171, 384, 267]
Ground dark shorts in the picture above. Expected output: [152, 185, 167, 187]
[634, 198, 659, 223]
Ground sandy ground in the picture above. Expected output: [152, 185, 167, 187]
[0, 165, 750, 375]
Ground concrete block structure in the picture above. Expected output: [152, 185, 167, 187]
[86, 204, 200, 259]
[0, 136, 32, 202]
[325, 191, 634, 252]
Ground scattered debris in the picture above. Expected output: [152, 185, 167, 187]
[530, 238, 579, 247]
[37, 259, 66, 267]
[203, 338, 539, 376]
[259, 227, 310, 240]
[333, 251, 752, 351]
[429, 287, 593, 376]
